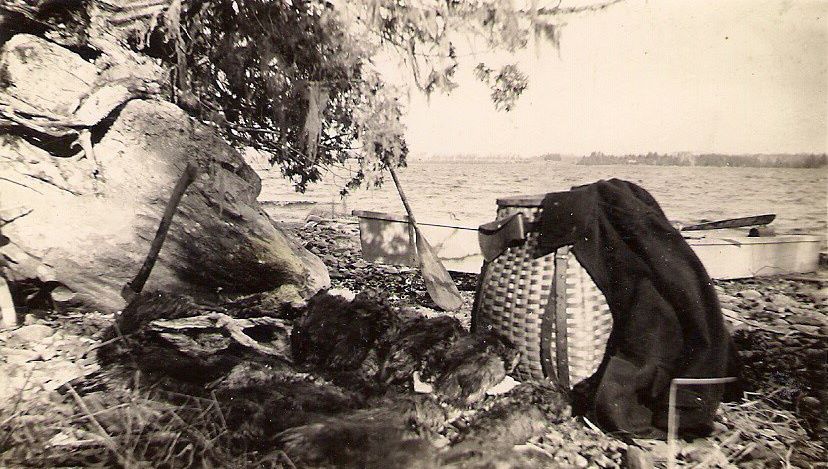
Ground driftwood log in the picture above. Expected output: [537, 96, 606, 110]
[149, 313, 292, 360]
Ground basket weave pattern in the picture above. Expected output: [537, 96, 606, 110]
[474, 204, 613, 387]
[476, 230, 552, 380]
[563, 254, 614, 385]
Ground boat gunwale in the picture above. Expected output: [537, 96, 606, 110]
[352, 210, 478, 231]
[352, 210, 824, 244]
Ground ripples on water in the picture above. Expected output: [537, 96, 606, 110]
[259, 162, 827, 235]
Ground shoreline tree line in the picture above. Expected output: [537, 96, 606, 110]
[577, 152, 827, 168]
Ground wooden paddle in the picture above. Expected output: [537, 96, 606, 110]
[388, 166, 463, 311]
[680, 214, 776, 231]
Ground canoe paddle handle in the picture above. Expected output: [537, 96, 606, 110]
[388, 166, 417, 225]
[387, 165, 463, 311]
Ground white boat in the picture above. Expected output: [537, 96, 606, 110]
[352, 210, 824, 280]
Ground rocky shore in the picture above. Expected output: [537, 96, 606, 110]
[0, 216, 825, 468]
[293, 217, 828, 464]
[717, 277, 827, 440]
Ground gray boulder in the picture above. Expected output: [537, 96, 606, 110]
[0, 34, 97, 115]
[0, 35, 329, 312]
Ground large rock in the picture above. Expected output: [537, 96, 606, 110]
[1, 132, 98, 195]
[0, 34, 98, 115]
[1, 39, 329, 312]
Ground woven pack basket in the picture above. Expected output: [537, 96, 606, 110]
[471, 195, 613, 389]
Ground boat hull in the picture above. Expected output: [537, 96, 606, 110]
[685, 234, 823, 279]
[352, 211, 823, 279]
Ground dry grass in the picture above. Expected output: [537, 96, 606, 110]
[2, 373, 824, 468]
[519, 391, 824, 469]
[0, 373, 292, 469]
[714, 392, 825, 469]
[645, 389, 826, 468]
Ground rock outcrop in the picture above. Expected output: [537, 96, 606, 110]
[0, 34, 329, 312]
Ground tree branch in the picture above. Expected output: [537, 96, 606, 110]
[535, 0, 625, 16]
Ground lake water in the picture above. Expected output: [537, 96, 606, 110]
[258, 161, 827, 236]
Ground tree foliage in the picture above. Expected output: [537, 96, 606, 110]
[171, 0, 382, 192]
[160, 0, 623, 192]
[0, 0, 621, 193]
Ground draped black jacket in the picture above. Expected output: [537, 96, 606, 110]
[537, 179, 741, 437]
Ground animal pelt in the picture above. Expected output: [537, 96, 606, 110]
[111, 291, 209, 337]
[276, 394, 446, 468]
[378, 316, 465, 385]
[449, 383, 570, 451]
[98, 292, 286, 384]
[292, 291, 525, 406]
[280, 421, 437, 469]
[95, 289, 573, 466]
[221, 290, 308, 320]
[291, 289, 402, 371]
[214, 376, 365, 451]
[436, 384, 571, 468]
[434, 332, 521, 406]
[274, 387, 566, 469]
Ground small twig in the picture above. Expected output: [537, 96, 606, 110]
[162, 390, 217, 404]
[83, 333, 134, 357]
[185, 441, 196, 468]
[582, 416, 603, 434]
[167, 408, 212, 449]
[68, 403, 131, 422]
[784, 445, 793, 469]
[276, 450, 297, 469]
[0, 367, 35, 448]
[721, 309, 826, 338]
[161, 430, 183, 465]
[66, 384, 131, 467]
[194, 398, 217, 425]
[729, 442, 757, 464]
[210, 390, 228, 431]
[520, 441, 556, 460]
[535, 0, 626, 17]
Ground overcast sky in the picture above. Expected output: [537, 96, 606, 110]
[394, 0, 827, 157]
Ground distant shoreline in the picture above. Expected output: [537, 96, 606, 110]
[407, 153, 827, 168]
[578, 153, 827, 168]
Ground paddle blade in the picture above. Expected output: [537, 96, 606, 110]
[414, 230, 464, 311]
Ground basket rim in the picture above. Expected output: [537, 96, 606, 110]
[496, 194, 546, 207]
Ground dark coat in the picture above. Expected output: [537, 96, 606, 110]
[536, 179, 741, 437]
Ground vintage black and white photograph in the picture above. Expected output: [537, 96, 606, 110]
[0, 0, 825, 467]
